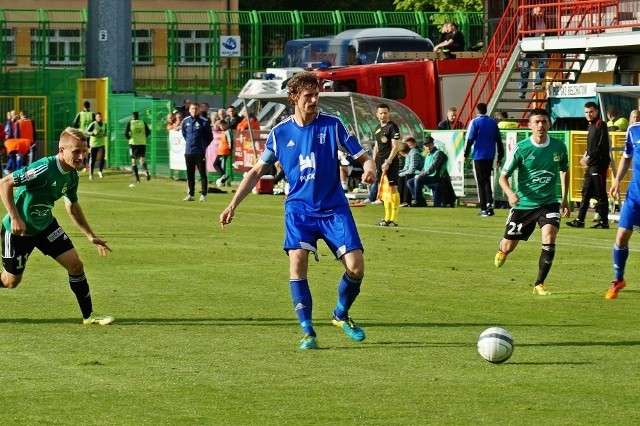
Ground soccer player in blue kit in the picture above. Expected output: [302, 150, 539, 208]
[606, 117, 640, 299]
[220, 72, 376, 350]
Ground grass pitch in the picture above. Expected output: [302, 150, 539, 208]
[1, 172, 640, 425]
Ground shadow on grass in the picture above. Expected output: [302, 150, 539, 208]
[0, 317, 295, 326]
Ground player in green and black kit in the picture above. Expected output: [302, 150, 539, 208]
[493, 108, 570, 296]
[0, 127, 114, 325]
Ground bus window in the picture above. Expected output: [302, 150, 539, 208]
[379, 75, 406, 100]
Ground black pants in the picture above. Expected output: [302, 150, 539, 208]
[184, 154, 207, 196]
[398, 174, 416, 204]
[473, 159, 495, 210]
[577, 167, 609, 222]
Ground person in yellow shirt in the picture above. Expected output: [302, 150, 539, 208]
[495, 111, 519, 129]
[124, 111, 151, 187]
[606, 106, 629, 132]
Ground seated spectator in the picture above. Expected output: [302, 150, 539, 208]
[495, 111, 519, 129]
[438, 107, 464, 130]
[407, 136, 449, 207]
[398, 137, 424, 206]
[606, 106, 629, 132]
[433, 22, 465, 57]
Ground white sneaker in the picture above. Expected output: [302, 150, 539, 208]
[183, 195, 195, 201]
[89, 174, 93, 181]
[129, 182, 137, 188]
[371, 199, 383, 205]
[98, 171, 104, 179]
[216, 178, 223, 187]
[199, 195, 206, 202]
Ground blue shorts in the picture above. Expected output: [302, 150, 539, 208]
[618, 196, 640, 231]
[283, 211, 363, 260]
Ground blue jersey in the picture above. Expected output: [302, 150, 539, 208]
[623, 122, 640, 203]
[260, 112, 366, 217]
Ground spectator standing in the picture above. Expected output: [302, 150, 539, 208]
[219, 71, 376, 350]
[606, 112, 640, 299]
[3, 110, 22, 174]
[124, 111, 151, 187]
[214, 120, 232, 187]
[437, 107, 464, 130]
[464, 102, 504, 216]
[567, 102, 610, 229]
[17, 110, 36, 165]
[519, 6, 547, 98]
[398, 137, 424, 206]
[181, 103, 213, 201]
[86, 112, 107, 180]
[217, 108, 229, 126]
[606, 106, 629, 132]
[0, 127, 114, 325]
[227, 106, 242, 130]
[494, 108, 570, 296]
[373, 103, 402, 226]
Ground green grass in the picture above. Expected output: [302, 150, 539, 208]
[2, 171, 640, 425]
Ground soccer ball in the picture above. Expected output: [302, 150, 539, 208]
[477, 327, 514, 364]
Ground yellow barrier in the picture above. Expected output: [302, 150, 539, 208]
[569, 131, 630, 205]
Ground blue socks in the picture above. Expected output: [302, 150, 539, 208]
[333, 272, 362, 320]
[290, 278, 314, 336]
[613, 243, 629, 281]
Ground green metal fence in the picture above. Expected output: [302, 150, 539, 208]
[1, 9, 484, 97]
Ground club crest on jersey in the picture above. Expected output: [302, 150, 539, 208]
[553, 152, 561, 162]
[25, 169, 37, 181]
[61, 183, 68, 194]
[317, 133, 326, 144]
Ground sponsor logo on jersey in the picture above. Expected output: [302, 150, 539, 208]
[526, 154, 536, 162]
[530, 170, 554, 185]
[287, 140, 295, 147]
[46, 226, 66, 242]
[299, 152, 316, 182]
[31, 203, 53, 218]
[51, 181, 57, 186]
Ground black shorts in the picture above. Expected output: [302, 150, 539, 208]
[377, 158, 400, 186]
[502, 203, 561, 241]
[130, 144, 147, 159]
[1, 219, 74, 275]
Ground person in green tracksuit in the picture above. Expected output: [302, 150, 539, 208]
[124, 111, 151, 187]
[86, 112, 107, 181]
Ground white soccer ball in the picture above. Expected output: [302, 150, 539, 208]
[477, 327, 514, 364]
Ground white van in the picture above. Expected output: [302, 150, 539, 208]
[283, 28, 434, 68]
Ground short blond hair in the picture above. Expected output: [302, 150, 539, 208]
[59, 127, 87, 149]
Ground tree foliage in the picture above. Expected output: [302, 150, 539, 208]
[393, 0, 483, 12]
[239, 0, 397, 11]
